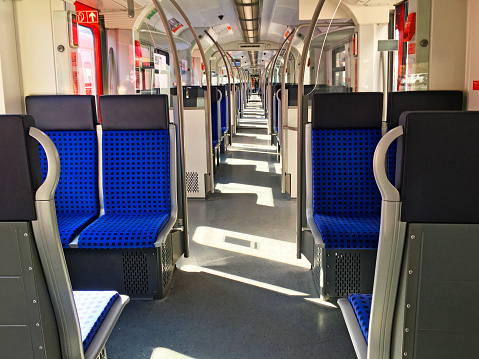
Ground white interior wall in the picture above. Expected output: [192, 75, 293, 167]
[0, 1, 22, 114]
[357, 24, 388, 92]
[429, 0, 467, 90]
[14, 0, 72, 98]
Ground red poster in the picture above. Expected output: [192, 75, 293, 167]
[473, 81, 479, 91]
[71, 52, 78, 95]
[408, 42, 416, 55]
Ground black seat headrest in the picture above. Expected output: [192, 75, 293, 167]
[25, 95, 97, 131]
[388, 91, 463, 128]
[0, 115, 42, 221]
[99, 95, 169, 130]
[399, 111, 479, 223]
[311, 92, 383, 129]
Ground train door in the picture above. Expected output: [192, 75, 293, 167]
[77, 25, 97, 97]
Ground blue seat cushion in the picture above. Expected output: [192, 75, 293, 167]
[348, 293, 372, 343]
[39, 131, 99, 247]
[221, 126, 227, 134]
[78, 213, 170, 248]
[313, 213, 380, 249]
[57, 212, 98, 248]
[212, 140, 218, 148]
[73, 290, 119, 351]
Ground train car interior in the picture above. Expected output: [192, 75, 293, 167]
[1, 0, 479, 358]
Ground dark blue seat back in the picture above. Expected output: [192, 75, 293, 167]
[26, 95, 99, 247]
[99, 95, 170, 215]
[210, 86, 220, 145]
[386, 91, 463, 185]
[218, 85, 228, 133]
[0, 115, 42, 221]
[398, 111, 479, 223]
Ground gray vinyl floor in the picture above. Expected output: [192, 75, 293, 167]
[106, 95, 356, 359]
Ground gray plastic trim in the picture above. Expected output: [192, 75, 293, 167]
[31, 199, 85, 358]
[154, 124, 178, 247]
[304, 124, 324, 245]
[84, 295, 130, 359]
[29, 127, 60, 201]
[96, 125, 105, 216]
[367, 125, 407, 359]
[338, 298, 367, 359]
[373, 126, 402, 202]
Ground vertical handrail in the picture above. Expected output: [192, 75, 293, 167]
[224, 51, 243, 128]
[297, 0, 327, 259]
[169, 0, 214, 194]
[268, 30, 297, 137]
[205, 30, 236, 136]
[151, 0, 189, 257]
[204, 31, 234, 139]
[280, 28, 298, 193]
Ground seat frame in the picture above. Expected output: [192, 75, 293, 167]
[305, 124, 378, 300]
[64, 124, 180, 299]
[33, 127, 130, 359]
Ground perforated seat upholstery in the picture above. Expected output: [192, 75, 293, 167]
[212, 101, 219, 146]
[26, 96, 99, 248]
[79, 213, 169, 248]
[73, 291, 120, 351]
[313, 214, 380, 249]
[79, 129, 171, 248]
[38, 131, 99, 246]
[311, 128, 382, 248]
[220, 90, 227, 134]
[348, 293, 372, 343]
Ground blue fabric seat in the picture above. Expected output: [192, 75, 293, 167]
[78, 96, 172, 249]
[26, 96, 100, 248]
[79, 213, 169, 248]
[212, 101, 220, 146]
[348, 293, 372, 343]
[57, 213, 99, 247]
[220, 90, 228, 134]
[73, 291, 120, 351]
[313, 214, 380, 249]
[38, 131, 99, 247]
[311, 128, 382, 249]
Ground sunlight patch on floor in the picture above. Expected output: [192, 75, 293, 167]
[224, 158, 273, 173]
[215, 183, 274, 206]
[234, 133, 271, 140]
[150, 348, 194, 359]
[180, 265, 337, 309]
[274, 162, 282, 174]
[191, 226, 311, 269]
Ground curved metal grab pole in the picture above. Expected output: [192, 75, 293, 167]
[151, 0, 189, 257]
[204, 31, 235, 137]
[224, 51, 244, 127]
[281, 23, 326, 193]
[297, 0, 326, 259]
[218, 47, 239, 135]
[280, 27, 298, 193]
[266, 30, 297, 135]
[169, 0, 214, 195]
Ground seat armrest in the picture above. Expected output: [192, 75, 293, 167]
[155, 124, 178, 247]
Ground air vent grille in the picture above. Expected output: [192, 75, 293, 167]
[122, 251, 149, 294]
[335, 252, 361, 296]
[161, 236, 174, 288]
[186, 172, 200, 193]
